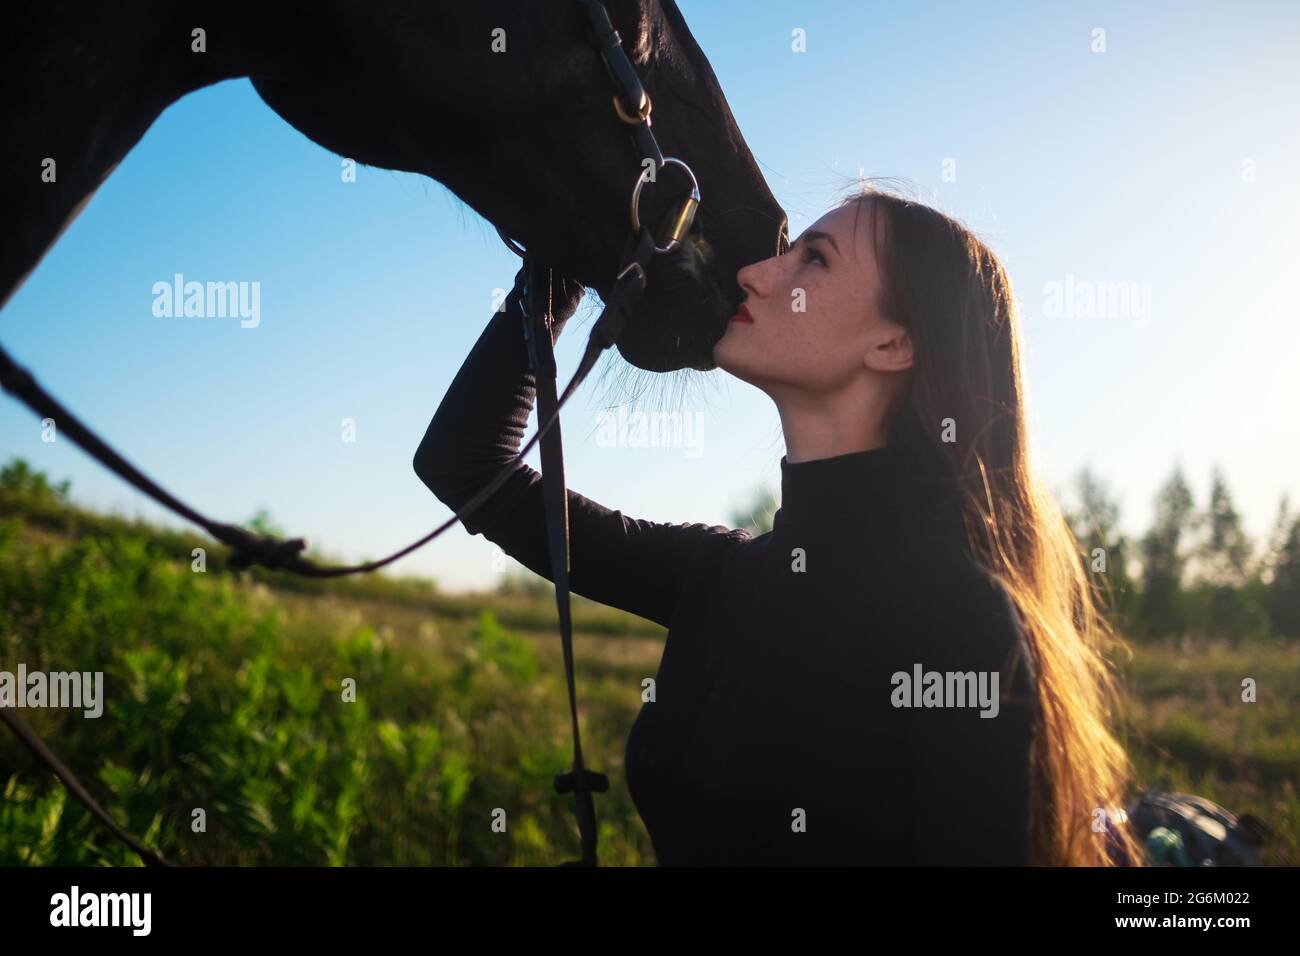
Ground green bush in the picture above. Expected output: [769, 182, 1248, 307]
[0, 513, 651, 865]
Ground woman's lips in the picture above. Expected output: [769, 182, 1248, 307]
[729, 304, 754, 323]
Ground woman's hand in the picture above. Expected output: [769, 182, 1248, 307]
[513, 265, 586, 335]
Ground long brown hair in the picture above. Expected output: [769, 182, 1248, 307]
[840, 181, 1144, 866]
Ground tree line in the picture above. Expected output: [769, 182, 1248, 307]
[1066, 465, 1297, 642]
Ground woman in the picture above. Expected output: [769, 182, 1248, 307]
[413, 183, 1142, 866]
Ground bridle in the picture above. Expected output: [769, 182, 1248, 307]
[0, 0, 700, 867]
[493, 0, 701, 867]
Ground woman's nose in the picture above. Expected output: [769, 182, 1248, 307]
[737, 256, 773, 299]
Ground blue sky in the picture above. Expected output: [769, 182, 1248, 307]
[3, 0, 1297, 591]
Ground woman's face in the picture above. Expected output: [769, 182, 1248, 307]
[714, 201, 910, 395]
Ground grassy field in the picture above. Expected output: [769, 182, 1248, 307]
[1, 492, 1296, 865]
[1119, 637, 1299, 863]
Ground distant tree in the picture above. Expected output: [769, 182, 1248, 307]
[0, 457, 71, 503]
[1193, 467, 1268, 641]
[1262, 494, 1293, 574]
[1265, 495, 1300, 638]
[1138, 466, 1196, 637]
[729, 482, 778, 536]
[1199, 467, 1253, 586]
[1064, 467, 1137, 626]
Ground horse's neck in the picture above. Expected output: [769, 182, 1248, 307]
[0, 1, 303, 307]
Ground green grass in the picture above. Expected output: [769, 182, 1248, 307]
[0, 490, 1296, 865]
[1119, 636, 1300, 863]
[0, 498, 664, 865]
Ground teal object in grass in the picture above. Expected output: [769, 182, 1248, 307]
[1145, 826, 1191, 866]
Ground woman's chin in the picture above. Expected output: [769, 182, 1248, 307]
[711, 339, 738, 376]
[712, 342, 759, 387]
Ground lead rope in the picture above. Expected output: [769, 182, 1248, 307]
[523, 258, 608, 866]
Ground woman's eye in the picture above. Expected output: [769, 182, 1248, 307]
[802, 246, 826, 266]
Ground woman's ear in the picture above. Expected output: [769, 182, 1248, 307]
[864, 323, 914, 373]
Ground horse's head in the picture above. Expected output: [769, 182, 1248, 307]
[251, 0, 787, 373]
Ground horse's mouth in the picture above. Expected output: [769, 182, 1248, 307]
[667, 229, 735, 322]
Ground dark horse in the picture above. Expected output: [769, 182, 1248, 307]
[0, 0, 787, 867]
[1, 0, 787, 373]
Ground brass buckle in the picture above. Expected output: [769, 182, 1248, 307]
[612, 90, 652, 125]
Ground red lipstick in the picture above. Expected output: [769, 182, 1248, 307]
[729, 304, 754, 323]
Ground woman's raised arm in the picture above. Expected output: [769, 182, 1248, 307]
[413, 266, 746, 629]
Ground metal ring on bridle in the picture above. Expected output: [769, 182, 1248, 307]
[612, 90, 652, 125]
[630, 157, 701, 255]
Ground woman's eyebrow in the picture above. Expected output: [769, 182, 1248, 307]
[797, 229, 840, 256]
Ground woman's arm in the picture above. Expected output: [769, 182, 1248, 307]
[413, 266, 746, 629]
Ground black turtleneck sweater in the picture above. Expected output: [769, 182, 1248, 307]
[413, 272, 1039, 866]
